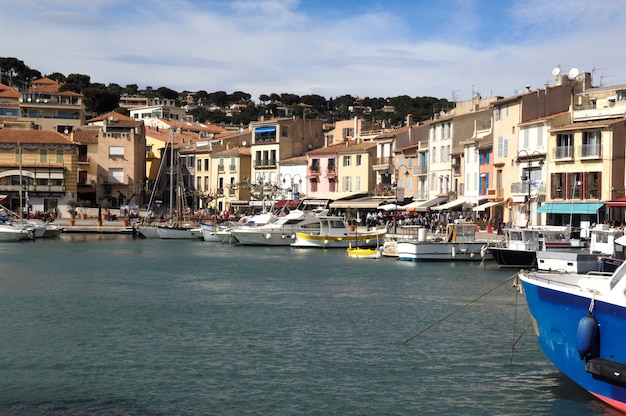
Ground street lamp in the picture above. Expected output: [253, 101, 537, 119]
[515, 150, 545, 227]
[394, 165, 410, 234]
[282, 174, 303, 200]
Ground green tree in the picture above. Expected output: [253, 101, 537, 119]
[61, 73, 91, 93]
[156, 86, 178, 100]
[83, 85, 120, 114]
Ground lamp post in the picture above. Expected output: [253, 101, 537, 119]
[515, 150, 545, 227]
[282, 173, 303, 200]
[394, 165, 410, 234]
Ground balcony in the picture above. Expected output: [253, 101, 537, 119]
[414, 165, 427, 175]
[218, 165, 225, 173]
[229, 164, 237, 172]
[254, 159, 277, 169]
[0, 184, 65, 193]
[579, 144, 601, 159]
[372, 157, 394, 170]
[553, 146, 573, 160]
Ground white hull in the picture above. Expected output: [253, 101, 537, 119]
[0, 226, 32, 241]
[156, 226, 198, 239]
[231, 210, 322, 246]
[231, 228, 298, 246]
[138, 225, 160, 239]
[397, 241, 491, 261]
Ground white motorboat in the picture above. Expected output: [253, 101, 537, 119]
[397, 223, 491, 262]
[231, 209, 322, 246]
[0, 218, 33, 241]
[536, 224, 625, 273]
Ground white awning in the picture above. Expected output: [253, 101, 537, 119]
[329, 197, 386, 209]
[431, 196, 482, 211]
[472, 200, 505, 212]
[404, 196, 448, 212]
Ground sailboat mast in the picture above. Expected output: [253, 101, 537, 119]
[18, 142, 22, 222]
[169, 128, 174, 219]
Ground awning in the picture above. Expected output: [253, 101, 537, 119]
[229, 200, 249, 206]
[404, 196, 448, 212]
[254, 126, 276, 134]
[273, 200, 300, 209]
[329, 197, 386, 209]
[378, 203, 406, 212]
[473, 200, 505, 212]
[432, 196, 482, 211]
[537, 202, 604, 214]
[606, 196, 626, 207]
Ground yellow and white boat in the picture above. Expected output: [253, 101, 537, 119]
[346, 246, 381, 259]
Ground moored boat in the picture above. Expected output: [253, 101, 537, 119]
[346, 246, 381, 259]
[291, 214, 386, 249]
[397, 223, 491, 262]
[536, 225, 625, 274]
[517, 261, 626, 412]
[231, 209, 321, 246]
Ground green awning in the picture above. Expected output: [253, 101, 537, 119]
[537, 202, 604, 214]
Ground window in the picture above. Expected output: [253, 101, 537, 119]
[328, 158, 336, 172]
[497, 137, 503, 157]
[556, 133, 573, 159]
[582, 131, 601, 157]
[109, 146, 124, 156]
[197, 159, 202, 171]
[343, 155, 351, 167]
[204, 159, 209, 171]
[108, 168, 124, 183]
[311, 159, 320, 172]
[356, 155, 362, 166]
[342, 128, 353, 139]
[56, 149, 63, 163]
[197, 177, 201, 189]
[40, 148, 48, 163]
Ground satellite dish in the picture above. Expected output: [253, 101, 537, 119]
[18, 97, 23, 102]
[242, 140, 247, 146]
[568, 67, 579, 80]
[552, 66, 561, 76]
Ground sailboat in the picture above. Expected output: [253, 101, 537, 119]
[155, 128, 197, 239]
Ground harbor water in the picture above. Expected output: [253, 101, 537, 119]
[0, 235, 619, 415]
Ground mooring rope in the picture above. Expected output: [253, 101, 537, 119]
[402, 272, 518, 345]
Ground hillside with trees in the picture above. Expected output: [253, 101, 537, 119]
[0, 57, 451, 126]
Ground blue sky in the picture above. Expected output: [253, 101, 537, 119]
[2, 0, 625, 102]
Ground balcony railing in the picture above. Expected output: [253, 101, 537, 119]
[218, 165, 225, 173]
[511, 182, 545, 194]
[579, 144, 601, 158]
[229, 164, 237, 172]
[254, 159, 277, 168]
[0, 184, 65, 193]
[553, 146, 573, 160]
[414, 165, 427, 175]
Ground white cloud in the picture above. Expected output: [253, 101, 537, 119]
[1, 0, 625, 102]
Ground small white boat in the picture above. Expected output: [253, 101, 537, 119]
[28, 220, 63, 238]
[156, 223, 198, 239]
[0, 218, 33, 241]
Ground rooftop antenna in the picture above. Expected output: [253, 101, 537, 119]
[600, 74, 615, 87]
[591, 66, 607, 81]
[451, 89, 460, 102]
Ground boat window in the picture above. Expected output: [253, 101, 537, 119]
[330, 220, 346, 229]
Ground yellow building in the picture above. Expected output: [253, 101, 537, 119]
[0, 129, 77, 215]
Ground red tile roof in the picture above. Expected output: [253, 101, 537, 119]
[0, 129, 75, 145]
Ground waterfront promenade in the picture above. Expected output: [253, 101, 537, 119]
[51, 215, 503, 242]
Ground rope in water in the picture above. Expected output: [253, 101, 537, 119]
[402, 272, 518, 345]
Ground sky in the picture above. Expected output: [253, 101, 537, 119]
[2, 0, 626, 102]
